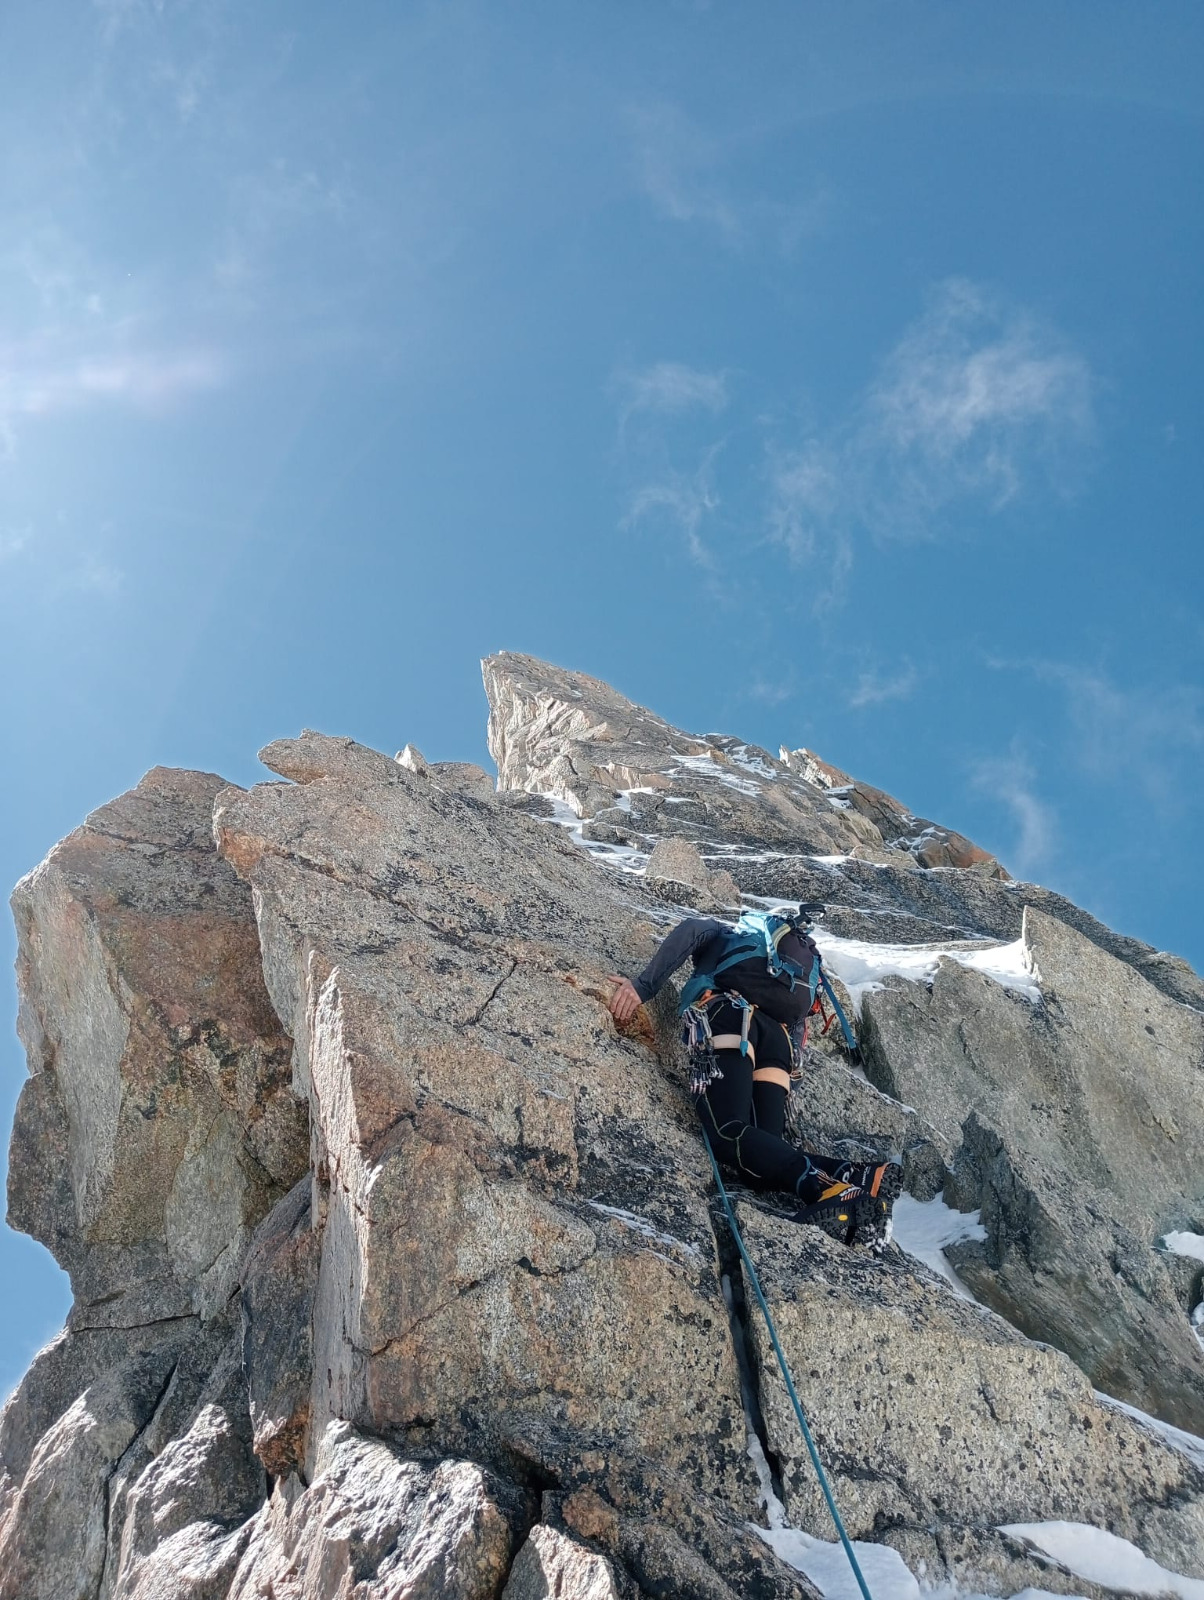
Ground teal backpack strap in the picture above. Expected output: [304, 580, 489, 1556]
[710, 935, 765, 981]
[678, 969, 716, 1014]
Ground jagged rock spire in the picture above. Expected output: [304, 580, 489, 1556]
[482, 650, 1007, 874]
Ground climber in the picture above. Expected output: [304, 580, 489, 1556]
[607, 908, 901, 1246]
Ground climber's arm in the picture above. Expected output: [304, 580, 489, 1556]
[607, 917, 724, 1022]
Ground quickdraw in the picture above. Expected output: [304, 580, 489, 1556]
[682, 990, 754, 1095]
[682, 1000, 721, 1096]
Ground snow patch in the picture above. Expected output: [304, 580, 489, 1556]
[727, 744, 780, 780]
[1156, 1235, 1204, 1357]
[1162, 1231, 1204, 1264]
[1095, 1390, 1204, 1471]
[673, 753, 763, 796]
[754, 1523, 924, 1600]
[999, 1522, 1204, 1599]
[586, 1202, 701, 1260]
[746, 1433, 1077, 1600]
[746, 1434, 925, 1600]
[811, 931, 1042, 1015]
[730, 900, 1041, 1009]
[891, 1193, 986, 1301]
[534, 792, 650, 875]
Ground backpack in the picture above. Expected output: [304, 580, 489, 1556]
[677, 910, 823, 1017]
[678, 908, 845, 1094]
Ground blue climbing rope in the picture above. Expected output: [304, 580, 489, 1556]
[702, 1127, 875, 1600]
[820, 971, 859, 1056]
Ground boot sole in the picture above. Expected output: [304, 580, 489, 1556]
[795, 1191, 879, 1248]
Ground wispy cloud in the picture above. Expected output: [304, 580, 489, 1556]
[213, 158, 354, 306]
[767, 439, 848, 571]
[626, 103, 740, 235]
[617, 361, 728, 421]
[746, 677, 795, 706]
[849, 664, 919, 708]
[625, 101, 828, 251]
[149, 56, 211, 124]
[614, 284, 1095, 597]
[0, 524, 31, 560]
[0, 341, 226, 458]
[5, 347, 225, 415]
[623, 457, 720, 569]
[1034, 663, 1204, 803]
[614, 359, 728, 567]
[0, 208, 229, 459]
[92, 0, 149, 42]
[970, 748, 1056, 881]
[768, 279, 1095, 557]
[864, 280, 1093, 523]
[69, 555, 124, 597]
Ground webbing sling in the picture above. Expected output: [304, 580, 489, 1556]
[701, 1128, 876, 1600]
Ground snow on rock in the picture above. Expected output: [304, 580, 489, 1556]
[813, 931, 1042, 1015]
[585, 1202, 702, 1263]
[8, 655, 1204, 1600]
[1096, 1392, 1204, 1473]
[1164, 1232, 1204, 1264]
[755, 1522, 923, 1600]
[672, 752, 764, 796]
[890, 1193, 987, 1301]
[537, 791, 650, 876]
[998, 1522, 1204, 1600]
[746, 1431, 924, 1600]
[746, 1432, 1082, 1600]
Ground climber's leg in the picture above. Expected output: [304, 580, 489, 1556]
[696, 1000, 818, 1196]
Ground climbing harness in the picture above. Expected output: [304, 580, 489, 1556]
[701, 1127, 876, 1600]
[681, 924, 860, 1097]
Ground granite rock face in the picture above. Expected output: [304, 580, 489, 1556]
[3, 654, 1203, 1598]
[0, 1332, 190, 1600]
[742, 1210, 1204, 1588]
[238, 1177, 319, 1478]
[777, 744, 1002, 871]
[643, 835, 741, 912]
[860, 906, 1204, 1433]
[226, 1420, 526, 1600]
[483, 653, 1203, 1009]
[501, 1524, 620, 1600]
[8, 767, 309, 1328]
[210, 731, 775, 1533]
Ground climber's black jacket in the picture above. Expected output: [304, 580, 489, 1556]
[630, 916, 819, 1028]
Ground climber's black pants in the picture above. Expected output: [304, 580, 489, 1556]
[696, 999, 836, 1205]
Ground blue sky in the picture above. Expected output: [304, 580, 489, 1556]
[2, 1, 1201, 1393]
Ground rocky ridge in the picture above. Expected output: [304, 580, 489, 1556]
[1, 655, 1201, 1599]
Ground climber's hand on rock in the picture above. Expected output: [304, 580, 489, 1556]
[607, 976, 643, 1025]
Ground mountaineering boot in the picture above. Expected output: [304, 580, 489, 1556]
[792, 1183, 880, 1247]
[857, 1186, 895, 1252]
[831, 1159, 903, 1208]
